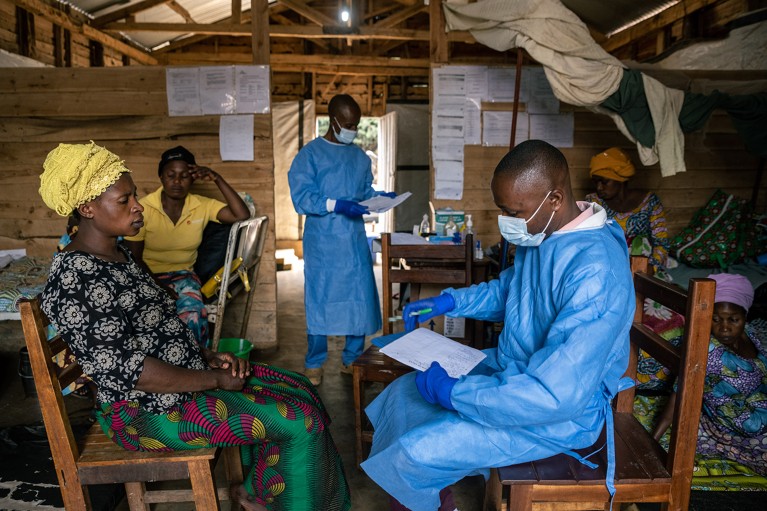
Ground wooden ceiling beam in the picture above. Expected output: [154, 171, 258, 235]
[369, 38, 408, 56]
[232, 0, 241, 24]
[162, 52, 428, 76]
[269, 11, 330, 50]
[92, 0, 171, 28]
[277, 0, 336, 27]
[167, 0, 195, 23]
[9, 0, 157, 64]
[373, 3, 426, 28]
[102, 22, 430, 40]
[270, 53, 428, 68]
[364, 2, 400, 22]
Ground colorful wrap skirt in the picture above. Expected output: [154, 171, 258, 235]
[96, 363, 351, 511]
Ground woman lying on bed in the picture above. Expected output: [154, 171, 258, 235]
[653, 273, 767, 475]
[38, 142, 351, 511]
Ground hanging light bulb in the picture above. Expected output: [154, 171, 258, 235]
[340, 9, 350, 23]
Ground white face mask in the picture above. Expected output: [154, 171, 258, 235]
[332, 118, 357, 145]
[497, 191, 555, 247]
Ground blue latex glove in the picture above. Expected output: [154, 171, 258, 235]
[403, 293, 455, 332]
[415, 361, 457, 410]
[379, 191, 397, 198]
[334, 199, 369, 217]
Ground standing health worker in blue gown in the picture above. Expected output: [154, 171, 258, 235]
[361, 140, 636, 511]
[288, 94, 389, 385]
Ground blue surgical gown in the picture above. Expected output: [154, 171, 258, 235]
[361, 218, 634, 511]
[288, 137, 382, 336]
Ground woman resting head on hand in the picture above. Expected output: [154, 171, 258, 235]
[38, 142, 351, 511]
[123, 145, 251, 348]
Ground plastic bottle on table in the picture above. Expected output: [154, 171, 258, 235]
[464, 214, 475, 239]
[419, 214, 430, 236]
[445, 216, 458, 237]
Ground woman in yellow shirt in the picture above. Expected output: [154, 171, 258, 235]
[125, 146, 250, 347]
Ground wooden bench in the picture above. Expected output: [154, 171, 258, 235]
[484, 257, 716, 511]
[20, 297, 243, 511]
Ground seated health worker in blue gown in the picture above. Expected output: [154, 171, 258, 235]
[361, 140, 636, 511]
[288, 94, 394, 386]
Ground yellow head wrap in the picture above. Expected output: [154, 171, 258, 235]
[39, 142, 130, 217]
[589, 147, 635, 182]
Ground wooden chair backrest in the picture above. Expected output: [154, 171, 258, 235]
[381, 232, 473, 335]
[618, 256, 715, 498]
[19, 297, 86, 504]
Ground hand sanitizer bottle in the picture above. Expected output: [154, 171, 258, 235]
[464, 214, 475, 237]
[419, 214, 430, 236]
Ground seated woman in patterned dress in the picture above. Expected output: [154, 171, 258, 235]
[653, 273, 767, 476]
[38, 142, 351, 511]
[585, 147, 670, 275]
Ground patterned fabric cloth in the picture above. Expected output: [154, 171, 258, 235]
[41, 247, 351, 509]
[155, 270, 209, 348]
[0, 256, 49, 314]
[634, 395, 767, 490]
[670, 189, 759, 269]
[99, 364, 351, 511]
[585, 191, 669, 272]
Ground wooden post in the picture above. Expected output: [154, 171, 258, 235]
[429, 0, 448, 64]
[509, 48, 523, 150]
[251, 0, 269, 64]
[232, 0, 241, 25]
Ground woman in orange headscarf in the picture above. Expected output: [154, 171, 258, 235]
[585, 147, 669, 272]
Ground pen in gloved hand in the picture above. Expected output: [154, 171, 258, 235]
[409, 308, 433, 317]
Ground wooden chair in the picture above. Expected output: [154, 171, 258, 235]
[484, 256, 715, 511]
[352, 232, 475, 466]
[19, 297, 244, 511]
[206, 215, 269, 351]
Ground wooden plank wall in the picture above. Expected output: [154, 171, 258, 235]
[433, 106, 766, 252]
[0, 66, 277, 349]
[0, 2, 118, 68]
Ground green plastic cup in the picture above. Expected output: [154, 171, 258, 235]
[217, 338, 253, 360]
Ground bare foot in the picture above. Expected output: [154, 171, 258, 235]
[231, 484, 268, 511]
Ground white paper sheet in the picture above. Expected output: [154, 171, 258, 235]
[529, 112, 574, 148]
[200, 66, 235, 115]
[166, 67, 202, 116]
[380, 328, 486, 378]
[487, 67, 517, 102]
[434, 160, 464, 200]
[432, 67, 467, 110]
[219, 114, 254, 161]
[464, 98, 482, 145]
[235, 65, 271, 114]
[360, 191, 412, 213]
[523, 67, 559, 114]
[464, 65, 488, 101]
[482, 111, 529, 147]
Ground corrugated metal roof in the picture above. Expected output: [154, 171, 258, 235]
[563, 0, 682, 36]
